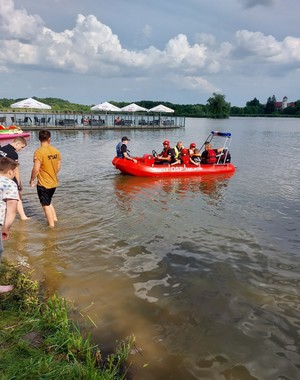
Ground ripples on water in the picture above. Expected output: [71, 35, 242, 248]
[6, 118, 300, 379]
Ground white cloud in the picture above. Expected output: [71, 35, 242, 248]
[235, 30, 281, 58]
[234, 30, 300, 66]
[195, 33, 217, 47]
[1, 0, 299, 105]
[0, 3, 231, 93]
[0, 0, 43, 41]
[169, 75, 221, 93]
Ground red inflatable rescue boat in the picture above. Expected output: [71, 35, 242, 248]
[112, 131, 236, 178]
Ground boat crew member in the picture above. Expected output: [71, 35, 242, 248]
[201, 141, 223, 164]
[156, 140, 176, 164]
[170, 141, 184, 165]
[189, 142, 197, 156]
[200, 142, 217, 164]
[116, 136, 137, 163]
[173, 141, 184, 159]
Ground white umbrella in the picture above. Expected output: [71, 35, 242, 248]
[91, 101, 121, 126]
[120, 103, 148, 112]
[147, 104, 174, 113]
[10, 97, 51, 110]
[147, 104, 174, 126]
[120, 103, 148, 125]
[90, 101, 121, 112]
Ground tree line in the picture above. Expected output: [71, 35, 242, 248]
[0, 94, 299, 119]
[231, 95, 300, 117]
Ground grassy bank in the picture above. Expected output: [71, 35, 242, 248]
[0, 260, 133, 379]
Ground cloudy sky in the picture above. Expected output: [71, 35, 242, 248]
[0, 0, 299, 106]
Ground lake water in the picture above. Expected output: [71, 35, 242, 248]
[6, 117, 300, 379]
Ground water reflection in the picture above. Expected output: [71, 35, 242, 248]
[113, 173, 234, 208]
[112, 173, 235, 305]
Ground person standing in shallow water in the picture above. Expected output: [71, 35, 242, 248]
[29, 130, 61, 228]
[0, 157, 19, 294]
[0, 136, 29, 220]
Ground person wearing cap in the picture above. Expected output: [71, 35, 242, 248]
[155, 140, 176, 164]
[116, 136, 137, 163]
[189, 142, 197, 156]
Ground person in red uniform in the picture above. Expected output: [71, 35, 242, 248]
[201, 141, 229, 164]
[200, 142, 217, 164]
[155, 140, 176, 164]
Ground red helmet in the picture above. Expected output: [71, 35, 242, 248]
[163, 140, 170, 145]
[190, 143, 196, 148]
[181, 148, 189, 155]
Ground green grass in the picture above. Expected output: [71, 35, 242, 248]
[0, 260, 134, 379]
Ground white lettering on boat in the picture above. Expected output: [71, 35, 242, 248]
[153, 166, 203, 172]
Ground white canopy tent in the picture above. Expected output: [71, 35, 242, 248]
[10, 97, 51, 110]
[147, 104, 175, 126]
[147, 104, 174, 113]
[120, 103, 148, 125]
[120, 103, 148, 112]
[90, 101, 121, 126]
[90, 101, 121, 112]
[10, 97, 51, 126]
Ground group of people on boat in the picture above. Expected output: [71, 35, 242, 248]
[155, 140, 231, 165]
[116, 137, 231, 166]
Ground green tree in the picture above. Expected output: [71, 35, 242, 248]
[264, 95, 276, 114]
[206, 93, 231, 118]
[295, 100, 300, 115]
[245, 97, 264, 114]
[247, 97, 260, 107]
[230, 106, 241, 115]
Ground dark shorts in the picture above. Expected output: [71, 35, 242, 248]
[37, 185, 56, 206]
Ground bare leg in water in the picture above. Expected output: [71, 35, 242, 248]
[42, 204, 58, 228]
[17, 192, 29, 220]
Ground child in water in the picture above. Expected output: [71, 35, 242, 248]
[0, 157, 19, 293]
